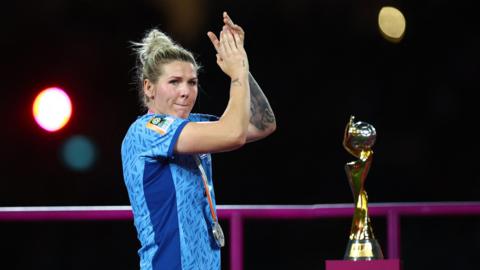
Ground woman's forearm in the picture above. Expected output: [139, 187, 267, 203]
[248, 73, 276, 131]
[219, 72, 251, 143]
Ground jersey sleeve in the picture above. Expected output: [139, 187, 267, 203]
[143, 115, 189, 158]
[189, 113, 219, 122]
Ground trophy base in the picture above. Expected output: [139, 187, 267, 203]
[344, 239, 384, 260]
[326, 259, 402, 270]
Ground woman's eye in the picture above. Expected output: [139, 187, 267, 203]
[189, 81, 198, 86]
[170, 80, 179, 85]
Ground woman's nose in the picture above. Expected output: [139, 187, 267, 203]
[179, 83, 192, 98]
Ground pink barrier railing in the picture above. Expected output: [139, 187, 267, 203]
[1, 202, 480, 270]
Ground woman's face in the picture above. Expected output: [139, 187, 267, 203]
[145, 60, 198, 119]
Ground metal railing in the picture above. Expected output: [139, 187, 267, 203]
[1, 202, 480, 270]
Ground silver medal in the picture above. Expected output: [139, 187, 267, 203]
[212, 221, 225, 248]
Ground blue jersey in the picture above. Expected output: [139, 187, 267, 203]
[121, 113, 221, 270]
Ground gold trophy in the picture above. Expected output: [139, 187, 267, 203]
[343, 115, 384, 260]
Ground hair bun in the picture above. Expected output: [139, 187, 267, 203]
[134, 29, 175, 65]
[143, 30, 174, 60]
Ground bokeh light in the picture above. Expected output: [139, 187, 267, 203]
[61, 135, 97, 171]
[378, 6, 406, 43]
[32, 87, 72, 132]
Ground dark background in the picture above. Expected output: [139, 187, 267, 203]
[1, 0, 479, 269]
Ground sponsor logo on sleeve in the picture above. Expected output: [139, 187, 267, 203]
[146, 116, 174, 135]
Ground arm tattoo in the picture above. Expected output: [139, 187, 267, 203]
[231, 79, 242, 86]
[248, 73, 275, 130]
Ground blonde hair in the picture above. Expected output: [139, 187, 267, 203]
[132, 29, 200, 108]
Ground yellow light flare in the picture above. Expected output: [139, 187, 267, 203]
[378, 6, 406, 43]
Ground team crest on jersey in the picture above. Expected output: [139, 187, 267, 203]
[146, 116, 174, 135]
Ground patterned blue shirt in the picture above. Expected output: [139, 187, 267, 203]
[121, 113, 221, 270]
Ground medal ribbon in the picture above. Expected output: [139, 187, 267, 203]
[193, 155, 218, 222]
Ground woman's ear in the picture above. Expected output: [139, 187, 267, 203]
[144, 79, 154, 99]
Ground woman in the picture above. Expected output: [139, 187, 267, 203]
[121, 12, 276, 270]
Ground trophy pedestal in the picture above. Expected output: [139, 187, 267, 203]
[325, 259, 402, 270]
